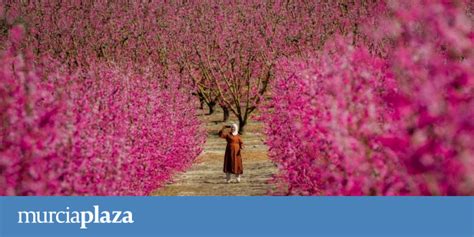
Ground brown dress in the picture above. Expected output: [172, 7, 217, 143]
[219, 128, 243, 174]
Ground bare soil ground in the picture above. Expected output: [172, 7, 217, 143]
[151, 107, 277, 196]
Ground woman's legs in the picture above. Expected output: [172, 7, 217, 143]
[225, 173, 231, 183]
[235, 174, 241, 183]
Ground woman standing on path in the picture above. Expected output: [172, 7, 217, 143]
[219, 123, 244, 183]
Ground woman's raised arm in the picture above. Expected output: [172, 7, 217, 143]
[218, 126, 230, 139]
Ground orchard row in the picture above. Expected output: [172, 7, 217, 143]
[1, 1, 472, 195]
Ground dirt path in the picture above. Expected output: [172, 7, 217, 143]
[152, 108, 277, 196]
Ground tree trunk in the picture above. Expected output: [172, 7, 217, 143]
[199, 98, 204, 109]
[238, 117, 247, 134]
[222, 105, 230, 122]
[207, 101, 216, 115]
[193, 92, 205, 109]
